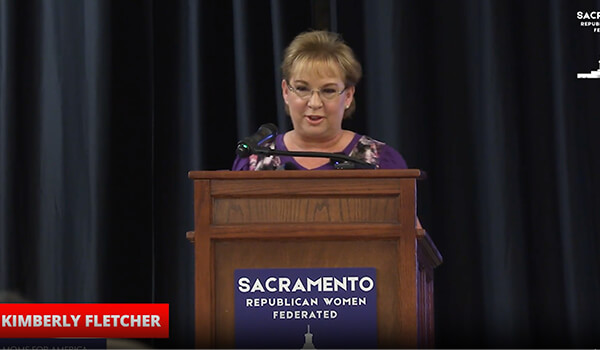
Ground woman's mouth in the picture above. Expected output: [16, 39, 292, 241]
[305, 115, 324, 125]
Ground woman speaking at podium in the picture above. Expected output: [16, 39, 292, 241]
[232, 30, 407, 171]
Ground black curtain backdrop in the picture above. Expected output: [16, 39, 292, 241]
[1, 0, 599, 348]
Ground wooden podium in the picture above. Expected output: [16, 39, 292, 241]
[187, 169, 442, 348]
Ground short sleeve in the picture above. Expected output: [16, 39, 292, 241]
[378, 145, 408, 169]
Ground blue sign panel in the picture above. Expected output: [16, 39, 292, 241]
[234, 267, 377, 349]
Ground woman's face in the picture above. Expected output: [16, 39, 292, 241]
[282, 63, 354, 142]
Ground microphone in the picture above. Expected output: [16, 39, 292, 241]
[236, 123, 278, 158]
[234, 123, 376, 169]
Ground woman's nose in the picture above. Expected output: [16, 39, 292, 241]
[307, 91, 323, 108]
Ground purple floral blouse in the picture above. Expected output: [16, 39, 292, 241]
[232, 133, 407, 170]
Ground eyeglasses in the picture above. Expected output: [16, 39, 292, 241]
[287, 80, 347, 101]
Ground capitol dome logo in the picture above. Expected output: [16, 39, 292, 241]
[301, 324, 316, 349]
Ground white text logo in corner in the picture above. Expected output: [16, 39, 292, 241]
[577, 11, 600, 33]
[577, 60, 600, 79]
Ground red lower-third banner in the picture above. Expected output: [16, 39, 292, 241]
[0, 303, 168, 338]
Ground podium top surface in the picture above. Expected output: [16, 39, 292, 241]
[188, 169, 425, 180]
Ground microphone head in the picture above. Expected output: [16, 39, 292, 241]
[236, 142, 252, 158]
[236, 123, 279, 158]
[260, 123, 279, 136]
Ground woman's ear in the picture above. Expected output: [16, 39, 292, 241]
[345, 85, 355, 105]
[281, 79, 289, 104]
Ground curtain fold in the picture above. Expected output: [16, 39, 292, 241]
[269, 0, 287, 129]
[550, 0, 579, 344]
[0, 0, 15, 290]
[363, 0, 400, 146]
[233, 0, 253, 139]
[467, 0, 531, 346]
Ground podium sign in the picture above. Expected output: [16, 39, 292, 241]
[234, 267, 377, 348]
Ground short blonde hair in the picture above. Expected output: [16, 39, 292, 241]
[282, 30, 362, 118]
